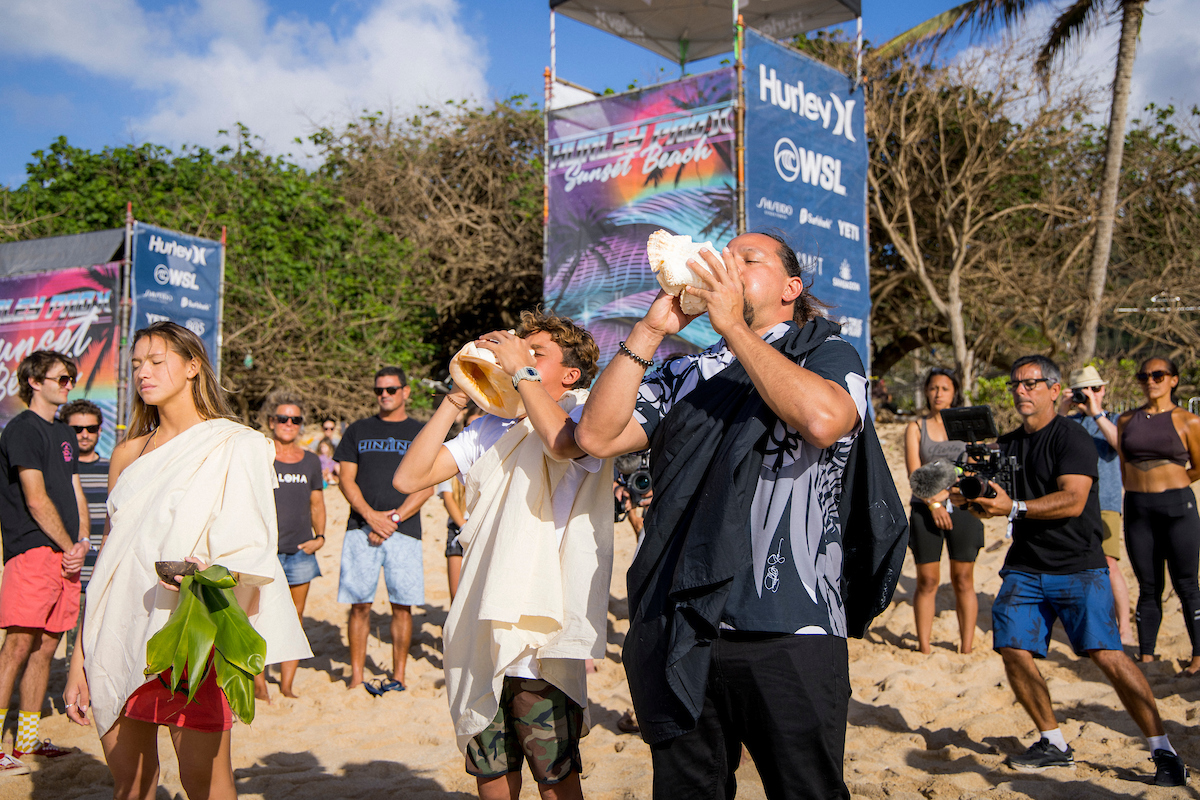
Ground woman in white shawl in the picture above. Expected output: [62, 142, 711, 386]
[63, 322, 310, 800]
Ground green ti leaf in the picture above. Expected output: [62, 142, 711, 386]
[144, 575, 217, 705]
[193, 564, 238, 589]
[197, 583, 267, 677]
[212, 649, 257, 724]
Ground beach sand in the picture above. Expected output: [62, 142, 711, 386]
[8, 422, 1199, 798]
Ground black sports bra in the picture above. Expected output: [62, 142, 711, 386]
[1121, 409, 1188, 466]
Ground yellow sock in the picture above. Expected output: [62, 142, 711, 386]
[15, 711, 38, 753]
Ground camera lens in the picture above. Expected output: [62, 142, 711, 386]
[958, 475, 996, 500]
[631, 471, 652, 494]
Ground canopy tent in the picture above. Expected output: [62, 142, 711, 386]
[0, 229, 124, 279]
[549, 0, 861, 65]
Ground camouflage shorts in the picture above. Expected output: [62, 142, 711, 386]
[465, 677, 583, 784]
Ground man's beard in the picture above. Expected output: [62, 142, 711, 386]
[742, 298, 756, 329]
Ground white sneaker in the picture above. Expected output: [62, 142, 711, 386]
[0, 754, 30, 776]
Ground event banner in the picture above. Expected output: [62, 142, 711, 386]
[0, 263, 120, 457]
[545, 70, 737, 363]
[130, 222, 222, 364]
[744, 28, 871, 370]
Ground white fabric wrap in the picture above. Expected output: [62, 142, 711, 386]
[83, 418, 312, 735]
[443, 390, 615, 753]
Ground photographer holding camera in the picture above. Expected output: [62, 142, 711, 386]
[953, 355, 1185, 785]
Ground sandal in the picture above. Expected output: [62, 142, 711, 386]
[617, 710, 640, 734]
[364, 679, 406, 696]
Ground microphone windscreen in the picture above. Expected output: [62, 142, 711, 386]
[909, 460, 958, 499]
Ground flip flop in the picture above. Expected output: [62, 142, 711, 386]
[364, 679, 406, 696]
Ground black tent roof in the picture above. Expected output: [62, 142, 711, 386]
[0, 229, 125, 279]
[550, 0, 860, 63]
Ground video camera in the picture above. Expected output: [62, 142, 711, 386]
[614, 450, 652, 522]
[941, 406, 1019, 501]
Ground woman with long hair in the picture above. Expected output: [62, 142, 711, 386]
[1117, 357, 1200, 674]
[62, 322, 310, 799]
[905, 368, 985, 654]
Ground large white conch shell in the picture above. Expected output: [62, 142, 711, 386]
[448, 340, 526, 419]
[646, 229, 718, 316]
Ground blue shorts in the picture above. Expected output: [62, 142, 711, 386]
[337, 527, 425, 606]
[992, 568, 1122, 657]
[278, 550, 321, 586]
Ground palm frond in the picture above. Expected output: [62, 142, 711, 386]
[1036, 0, 1106, 83]
[877, 0, 1042, 58]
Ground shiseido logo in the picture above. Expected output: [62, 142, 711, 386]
[756, 196, 793, 219]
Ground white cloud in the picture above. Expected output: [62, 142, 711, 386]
[0, 0, 488, 158]
[956, 0, 1200, 129]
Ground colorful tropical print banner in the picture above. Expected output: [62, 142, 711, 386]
[545, 69, 737, 365]
[0, 263, 120, 456]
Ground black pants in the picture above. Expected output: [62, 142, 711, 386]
[650, 633, 851, 800]
[1125, 487, 1200, 657]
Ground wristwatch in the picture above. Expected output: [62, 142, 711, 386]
[1093, 413, 1106, 421]
[512, 366, 541, 388]
[928, 501, 944, 510]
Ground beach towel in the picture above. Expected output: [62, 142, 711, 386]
[443, 391, 614, 752]
[84, 418, 312, 735]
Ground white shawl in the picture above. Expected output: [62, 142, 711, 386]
[443, 391, 615, 752]
[83, 418, 312, 735]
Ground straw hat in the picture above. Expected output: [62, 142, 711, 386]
[1067, 365, 1107, 389]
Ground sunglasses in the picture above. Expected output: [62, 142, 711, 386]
[1136, 370, 1172, 383]
[274, 415, 303, 425]
[1007, 378, 1050, 392]
[45, 375, 76, 388]
[323, 425, 335, 431]
[70, 424, 100, 434]
[374, 386, 403, 396]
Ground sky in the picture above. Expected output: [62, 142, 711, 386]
[1, 0, 1197, 189]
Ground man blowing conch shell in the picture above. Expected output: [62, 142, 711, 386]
[394, 309, 614, 800]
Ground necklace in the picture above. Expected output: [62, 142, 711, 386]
[1145, 405, 1175, 418]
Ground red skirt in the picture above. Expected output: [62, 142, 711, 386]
[123, 664, 234, 732]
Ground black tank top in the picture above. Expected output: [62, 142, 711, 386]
[1121, 409, 1188, 466]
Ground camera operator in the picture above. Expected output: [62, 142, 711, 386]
[614, 452, 653, 543]
[1060, 366, 1133, 645]
[952, 355, 1185, 785]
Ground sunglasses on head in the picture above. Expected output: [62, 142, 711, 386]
[46, 375, 75, 388]
[70, 424, 99, 434]
[374, 386, 403, 396]
[1136, 370, 1172, 383]
[274, 415, 303, 425]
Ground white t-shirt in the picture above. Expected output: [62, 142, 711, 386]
[443, 405, 601, 678]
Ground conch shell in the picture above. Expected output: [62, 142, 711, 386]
[647, 229, 718, 315]
[448, 339, 526, 419]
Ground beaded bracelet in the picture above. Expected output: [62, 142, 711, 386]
[619, 341, 653, 369]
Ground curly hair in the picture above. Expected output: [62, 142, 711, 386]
[17, 351, 77, 406]
[261, 389, 307, 428]
[59, 398, 103, 425]
[514, 308, 599, 389]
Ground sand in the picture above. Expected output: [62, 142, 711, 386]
[6, 421, 1199, 799]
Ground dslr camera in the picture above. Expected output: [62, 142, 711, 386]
[614, 450, 652, 522]
[942, 406, 1019, 501]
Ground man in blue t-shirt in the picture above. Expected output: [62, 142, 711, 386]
[1062, 366, 1132, 645]
[334, 366, 433, 694]
[959, 355, 1185, 786]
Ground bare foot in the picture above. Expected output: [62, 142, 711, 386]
[347, 680, 362, 690]
[253, 676, 271, 703]
[1140, 654, 1156, 664]
[281, 688, 300, 698]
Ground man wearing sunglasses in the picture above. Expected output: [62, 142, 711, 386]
[58, 400, 108, 590]
[0, 351, 90, 767]
[952, 355, 1185, 785]
[333, 366, 434, 694]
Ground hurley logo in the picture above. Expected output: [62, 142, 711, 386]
[147, 235, 209, 266]
[759, 65, 856, 143]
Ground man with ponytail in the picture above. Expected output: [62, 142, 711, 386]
[577, 232, 904, 800]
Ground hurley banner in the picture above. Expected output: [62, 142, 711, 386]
[744, 28, 870, 369]
[130, 222, 222, 364]
[0, 263, 120, 456]
[545, 70, 737, 364]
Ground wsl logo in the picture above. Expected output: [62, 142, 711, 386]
[153, 264, 200, 291]
[773, 139, 848, 195]
[832, 260, 861, 292]
[147, 234, 209, 266]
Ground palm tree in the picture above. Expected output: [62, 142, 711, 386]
[880, 0, 1149, 365]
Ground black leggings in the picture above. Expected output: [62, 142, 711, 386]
[1125, 487, 1200, 658]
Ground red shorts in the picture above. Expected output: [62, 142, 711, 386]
[0, 546, 81, 633]
[124, 664, 234, 733]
